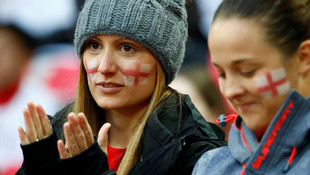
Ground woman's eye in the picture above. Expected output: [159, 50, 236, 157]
[218, 73, 226, 79]
[85, 40, 101, 51]
[241, 70, 255, 77]
[90, 41, 101, 50]
[121, 44, 134, 53]
[216, 70, 226, 79]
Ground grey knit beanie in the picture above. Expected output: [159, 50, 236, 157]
[74, 0, 188, 84]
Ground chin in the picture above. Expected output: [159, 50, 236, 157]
[95, 99, 119, 110]
[246, 122, 267, 132]
[242, 115, 267, 132]
[98, 102, 120, 110]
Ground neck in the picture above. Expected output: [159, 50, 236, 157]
[105, 105, 148, 148]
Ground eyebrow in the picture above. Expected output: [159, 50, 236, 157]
[92, 36, 130, 42]
[92, 36, 101, 41]
[232, 59, 248, 64]
[115, 37, 131, 42]
[212, 58, 257, 68]
[90, 35, 144, 49]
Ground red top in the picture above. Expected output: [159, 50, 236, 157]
[0, 81, 19, 104]
[107, 144, 126, 172]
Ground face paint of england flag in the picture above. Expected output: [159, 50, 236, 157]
[122, 60, 151, 86]
[84, 59, 99, 84]
[254, 67, 290, 99]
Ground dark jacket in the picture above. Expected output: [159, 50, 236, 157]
[193, 90, 310, 175]
[17, 92, 226, 175]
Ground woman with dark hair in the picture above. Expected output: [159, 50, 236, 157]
[193, 0, 310, 174]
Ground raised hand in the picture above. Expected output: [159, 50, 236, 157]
[57, 112, 95, 159]
[98, 123, 111, 154]
[18, 102, 53, 145]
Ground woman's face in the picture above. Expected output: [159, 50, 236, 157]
[209, 18, 299, 132]
[82, 35, 157, 113]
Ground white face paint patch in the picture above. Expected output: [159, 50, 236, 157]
[122, 61, 151, 86]
[254, 67, 290, 99]
[84, 59, 99, 84]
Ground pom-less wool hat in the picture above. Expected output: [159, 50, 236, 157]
[74, 0, 188, 84]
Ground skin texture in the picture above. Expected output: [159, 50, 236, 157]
[83, 35, 157, 113]
[208, 18, 301, 132]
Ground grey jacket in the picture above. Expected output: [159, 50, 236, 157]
[193, 90, 310, 175]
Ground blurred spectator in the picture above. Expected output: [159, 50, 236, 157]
[182, 0, 221, 67]
[0, 0, 77, 41]
[174, 0, 235, 141]
[183, 1, 208, 67]
[196, 0, 222, 39]
[170, 65, 235, 141]
[0, 24, 79, 175]
[171, 65, 228, 122]
[0, 0, 80, 174]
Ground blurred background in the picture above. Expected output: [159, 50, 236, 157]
[0, 0, 234, 174]
[171, 0, 235, 142]
[0, 0, 80, 174]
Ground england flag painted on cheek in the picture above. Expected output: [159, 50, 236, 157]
[122, 60, 151, 86]
[84, 59, 98, 84]
[254, 67, 290, 99]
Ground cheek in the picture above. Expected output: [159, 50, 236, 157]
[84, 59, 99, 84]
[121, 60, 153, 86]
[218, 78, 231, 97]
[218, 79, 224, 93]
[254, 67, 291, 99]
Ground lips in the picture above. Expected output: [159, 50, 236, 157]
[96, 81, 123, 94]
[237, 102, 256, 112]
[102, 84, 121, 87]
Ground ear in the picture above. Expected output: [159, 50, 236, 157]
[297, 40, 310, 75]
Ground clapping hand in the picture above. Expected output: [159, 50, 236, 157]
[18, 102, 53, 145]
[57, 112, 95, 159]
[18, 102, 112, 161]
[57, 112, 111, 159]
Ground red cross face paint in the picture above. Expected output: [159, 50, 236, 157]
[122, 60, 152, 86]
[254, 67, 290, 99]
[84, 59, 99, 84]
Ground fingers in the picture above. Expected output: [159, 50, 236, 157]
[61, 112, 95, 159]
[23, 108, 37, 143]
[57, 140, 70, 159]
[78, 113, 94, 146]
[18, 127, 29, 145]
[27, 102, 44, 139]
[63, 122, 81, 157]
[68, 113, 88, 151]
[98, 123, 111, 154]
[19, 102, 53, 146]
[36, 104, 53, 137]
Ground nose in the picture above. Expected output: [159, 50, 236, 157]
[221, 75, 245, 100]
[97, 49, 117, 74]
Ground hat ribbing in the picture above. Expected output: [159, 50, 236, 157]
[74, 0, 188, 84]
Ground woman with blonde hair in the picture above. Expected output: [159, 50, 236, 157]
[16, 0, 226, 174]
